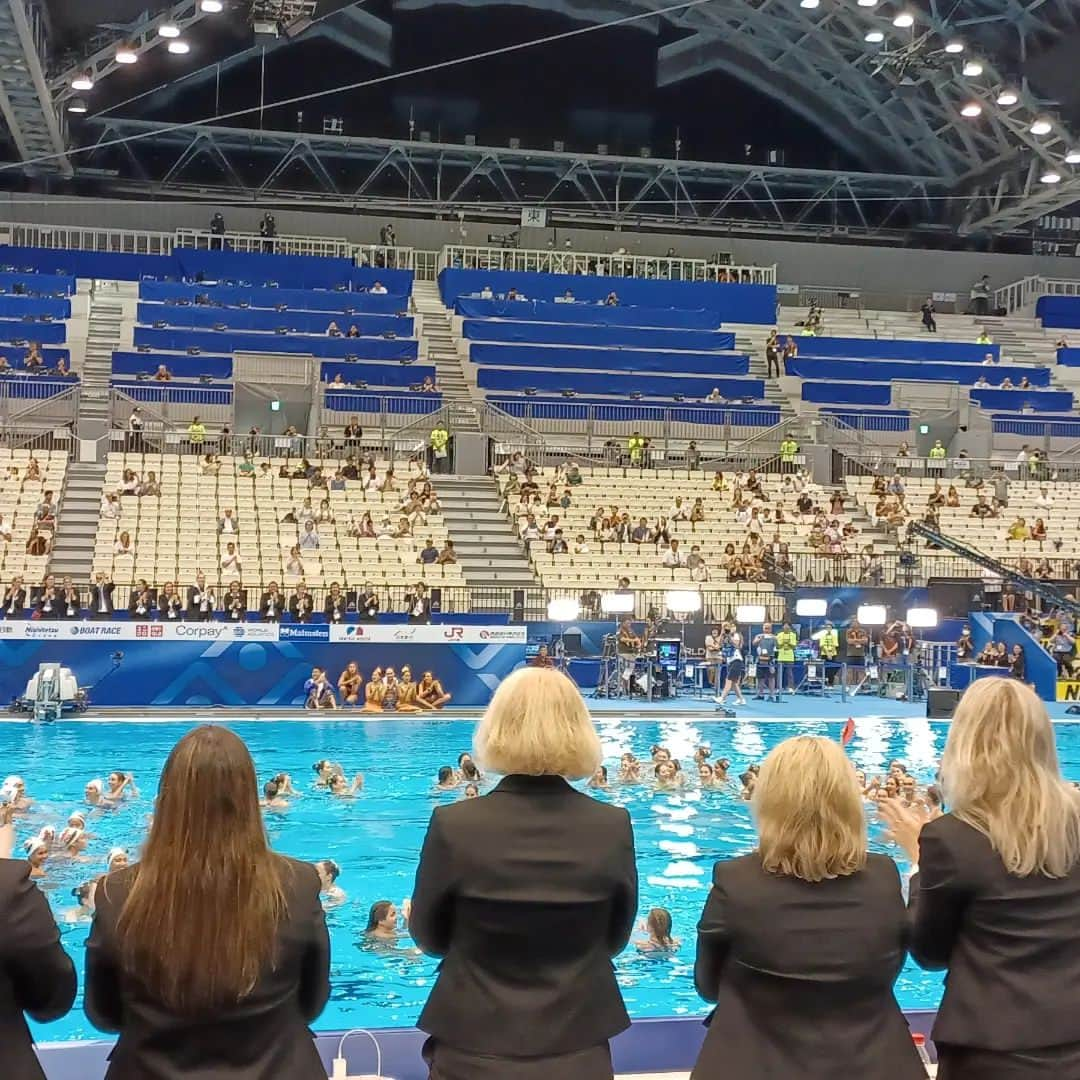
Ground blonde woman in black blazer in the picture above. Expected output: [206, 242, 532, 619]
[692, 735, 925, 1080]
[410, 666, 638, 1080]
[885, 678, 1080, 1079]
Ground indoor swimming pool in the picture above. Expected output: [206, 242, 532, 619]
[7, 713, 1068, 1042]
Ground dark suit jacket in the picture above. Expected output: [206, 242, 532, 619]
[0, 859, 77, 1080]
[3, 588, 27, 617]
[909, 812, 1080, 1053]
[85, 856, 331, 1080]
[88, 583, 114, 616]
[693, 853, 924, 1080]
[410, 774, 638, 1058]
[185, 585, 213, 619]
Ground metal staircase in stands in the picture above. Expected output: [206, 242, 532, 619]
[413, 280, 479, 430]
[908, 519, 1080, 619]
[79, 281, 129, 431]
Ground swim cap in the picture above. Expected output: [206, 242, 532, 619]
[23, 837, 47, 857]
[107, 846, 127, 869]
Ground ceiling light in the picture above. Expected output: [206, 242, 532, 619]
[799, 0, 820, 9]
[961, 103, 982, 118]
[200, 0, 224, 11]
[944, 40, 964, 54]
[996, 89, 1019, 106]
[158, 23, 181, 37]
[857, 0, 878, 6]
[962, 60, 983, 77]
[1066, 150, 1080, 164]
[71, 71, 94, 91]
[1030, 119, 1053, 136]
[892, 12, 915, 27]
[865, 29, 885, 42]
[1041, 171, 1062, 184]
[115, 44, 138, 64]
[167, 39, 190, 54]
[67, 98, 87, 114]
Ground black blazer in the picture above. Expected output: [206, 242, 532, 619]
[85, 856, 331, 1080]
[410, 774, 637, 1058]
[2, 587, 27, 617]
[693, 853, 925, 1080]
[259, 592, 283, 622]
[908, 812, 1080, 1053]
[185, 585, 214, 619]
[0, 859, 77, 1080]
[88, 582, 114, 616]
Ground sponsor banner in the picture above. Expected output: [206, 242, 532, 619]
[278, 624, 331, 643]
[1057, 680, 1080, 702]
[0, 622, 283, 642]
[330, 624, 527, 644]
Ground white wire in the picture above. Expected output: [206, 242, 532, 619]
[335, 1027, 383, 1077]
[4, 0, 720, 175]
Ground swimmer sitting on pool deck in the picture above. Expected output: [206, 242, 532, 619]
[304, 667, 337, 710]
[337, 662, 363, 706]
[417, 670, 451, 710]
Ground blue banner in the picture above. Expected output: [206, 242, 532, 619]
[454, 297, 722, 330]
[0, 638, 523, 708]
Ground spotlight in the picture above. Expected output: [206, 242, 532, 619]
[892, 12, 915, 27]
[865, 30, 885, 42]
[167, 40, 190, 54]
[1030, 119, 1053, 136]
[115, 44, 138, 64]
[67, 98, 88, 114]
[599, 592, 635, 615]
[71, 71, 94, 91]
[961, 103, 983, 118]
[961, 60, 983, 77]
[200, 0, 224, 11]
[856, 0, 878, 6]
[799, 0, 820, 8]
[158, 23, 181, 37]
[857, 604, 888, 627]
[1066, 150, 1080, 164]
[794, 598, 828, 618]
[944, 40, 964, 54]
[906, 607, 939, 629]
[1041, 171, 1062, 185]
[735, 604, 767, 624]
[547, 597, 580, 621]
[665, 590, 702, 615]
[996, 89, 1019, 106]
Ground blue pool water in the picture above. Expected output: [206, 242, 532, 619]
[6, 714, 1078, 1042]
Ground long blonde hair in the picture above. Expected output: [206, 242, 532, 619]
[942, 678, 1080, 877]
[474, 666, 602, 779]
[114, 726, 287, 1011]
[754, 735, 867, 883]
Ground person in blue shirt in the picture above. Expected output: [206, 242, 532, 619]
[753, 623, 779, 700]
[419, 539, 439, 565]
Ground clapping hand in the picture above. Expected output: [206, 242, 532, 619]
[878, 798, 931, 864]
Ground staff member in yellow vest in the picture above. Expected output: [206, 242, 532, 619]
[187, 415, 206, 455]
[928, 439, 947, 472]
[627, 431, 645, 468]
[429, 422, 449, 474]
[818, 620, 839, 686]
[779, 436, 799, 473]
[776, 621, 797, 693]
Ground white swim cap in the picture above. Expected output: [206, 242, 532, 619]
[86, 779, 103, 794]
[24, 837, 47, 857]
[107, 846, 127, 869]
[68, 812, 86, 827]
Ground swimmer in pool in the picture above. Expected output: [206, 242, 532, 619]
[463, 783, 479, 799]
[106, 771, 139, 800]
[85, 778, 108, 806]
[636, 907, 680, 953]
[713, 758, 731, 783]
[1, 775, 31, 811]
[693, 746, 711, 766]
[655, 760, 685, 789]
[24, 836, 48, 879]
[365, 898, 411, 943]
[337, 662, 363, 706]
[588, 765, 609, 790]
[64, 880, 97, 924]
[106, 847, 129, 872]
[315, 859, 346, 909]
[329, 772, 364, 797]
[435, 766, 458, 790]
[698, 762, 719, 789]
[455, 753, 482, 784]
[312, 760, 343, 788]
[650, 746, 672, 765]
[273, 772, 300, 797]
[261, 779, 289, 810]
[618, 753, 642, 783]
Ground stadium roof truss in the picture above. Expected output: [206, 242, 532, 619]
[6, 0, 1080, 236]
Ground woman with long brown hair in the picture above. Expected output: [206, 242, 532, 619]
[84, 725, 330, 1079]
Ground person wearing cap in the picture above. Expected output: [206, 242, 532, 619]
[85, 779, 105, 806]
[0, 799, 78, 1077]
[106, 848, 129, 873]
[23, 837, 49, 880]
[1, 776, 30, 812]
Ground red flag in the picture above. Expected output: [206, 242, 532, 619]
[840, 717, 856, 747]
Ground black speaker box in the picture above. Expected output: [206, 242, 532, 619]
[927, 687, 962, 719]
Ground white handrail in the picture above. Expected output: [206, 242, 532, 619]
[438, 244, 777, 285]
